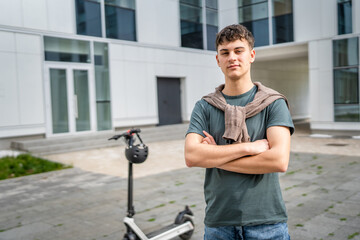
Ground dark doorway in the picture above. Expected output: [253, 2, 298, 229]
[157, 77, 182, 126]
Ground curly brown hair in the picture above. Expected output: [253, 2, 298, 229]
[215, 24, 255, 51]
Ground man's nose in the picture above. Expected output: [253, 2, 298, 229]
[228, 52, 237, 62]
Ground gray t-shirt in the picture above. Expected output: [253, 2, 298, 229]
[187, 85, 294, 227]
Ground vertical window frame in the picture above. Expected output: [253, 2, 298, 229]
[75, 0, 103, 37]
[75, 0, 137, 42]
[237, 0, 293, 47]
[179, 0, 218, 50]
[337, 0, 353, 35]
[333, 37, 360, 122]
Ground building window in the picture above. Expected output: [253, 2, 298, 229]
[44, 36, 91, 63]
[238, 0, 293, 47]
[75, 0, 102, 37]
[180, 0, 218, 50]
[206, 0, 218, 51]
[337, 0, 352, 35]
[333, 37, 359, 122]
[74, 0, 137, 41]
[105, 0, 136, 41]
[272, 0, 293, 44]
[180, 0, 203, 49]
[238, 0, 269, 47]
[94, 42, 112, 130]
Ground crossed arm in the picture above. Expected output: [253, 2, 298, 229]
[184, 126, 291, 174]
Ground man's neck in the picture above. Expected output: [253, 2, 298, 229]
[222, 77, 254, 96]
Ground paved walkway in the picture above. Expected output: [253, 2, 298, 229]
[0, 126, 359, 240]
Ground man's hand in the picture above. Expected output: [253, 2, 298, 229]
[250, 139, 269, 155]
[201, 131, 217, 145]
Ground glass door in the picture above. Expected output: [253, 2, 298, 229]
[73, 69, 91, 131]
[47, 66, 94, 135]
[50, 68, 69, 134]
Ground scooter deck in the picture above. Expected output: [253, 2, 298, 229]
[146, 223, 179, 238]
[145, 221, 194, 240]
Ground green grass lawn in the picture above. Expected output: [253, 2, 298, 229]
[0, 154, 72, 180]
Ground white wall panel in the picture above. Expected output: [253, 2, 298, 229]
[293, 0, 321, 42]
[308, 39, 334, 123]
[109, 44, 124, 60]
[308, 40, 318, 69]
[137, 0, 180, 47]
[109, 59, 127, 121]
[17, 54, 44, 125]
[320, 0, 337, 38]
[46, 0, 75, 34]
[15, 33, 42, 54]
[123, 61, 150, 117]
[316, 70, 333, 121]
[0, 0, 22, 27]
[218, 0, 238, 29]
[309, 69, 319, 121]
[294, 0, 337, 42]
[22, 0, 47, 30]
[0, 52, 19, 126]
[0, 32, 16, 53]
[317, 40, 332, 71]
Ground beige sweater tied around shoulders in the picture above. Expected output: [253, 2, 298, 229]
[202, 82, 289, 143]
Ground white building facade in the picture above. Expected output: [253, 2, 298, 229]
[0, 0, 359, 145]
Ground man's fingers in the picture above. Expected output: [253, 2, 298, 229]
[202, 137, 211, 144]
[203, 131, 215, 143]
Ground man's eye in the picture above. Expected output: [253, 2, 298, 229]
[221, 52, 229, 55]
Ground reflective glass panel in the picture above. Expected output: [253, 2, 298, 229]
[334, 104, 360, 122]
[206, 8, 218, 26]
[206, 0, 218, 9]
[180, 4, 202, 23]
[181, 21, 203, 49]
[180, 0, 202, 7]
[272, 13, 293, 43]
[272, 0, 292, 16]
[73, 70, 91, 132]
[238, 0, 266, 7]
[96, 102, 112, 130]
[105, 0, 135, 9]
[239, 2, 268, 23]
[334, 68, 359, 104]
[207, 24, 217, 51]
[242, 19, 269, 47]
[44, 37, 91, 63]
[50, 69, 69, 134]
[105, 4, 136, 41]
[75, 0, 102, 37]
[338, 0, 352, 35]
[94, 42, 112, 130]
[333, 38, 359, 67]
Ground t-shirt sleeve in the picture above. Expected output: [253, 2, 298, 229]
[266, 98, 295, 135]
[186, 100, 209, 138]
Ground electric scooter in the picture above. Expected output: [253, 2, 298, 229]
[109, 129, 195, 240]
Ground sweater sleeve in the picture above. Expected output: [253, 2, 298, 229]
[266, 98, 295, 135]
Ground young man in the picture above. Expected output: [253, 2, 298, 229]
[185, 24, 294, 239]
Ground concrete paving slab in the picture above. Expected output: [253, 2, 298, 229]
[0, 126, 360, 240]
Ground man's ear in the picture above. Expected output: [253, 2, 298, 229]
[216, 54, 220, 66]
[250, 49, 255, 63]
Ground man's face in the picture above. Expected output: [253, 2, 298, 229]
[216, 39, 255, 81]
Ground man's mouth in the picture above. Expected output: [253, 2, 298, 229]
[228, 64, 240, 69]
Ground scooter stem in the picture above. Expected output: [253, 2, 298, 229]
[127, 161, 135, 217]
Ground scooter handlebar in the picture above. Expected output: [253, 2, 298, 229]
[108, 129, 141, 141]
